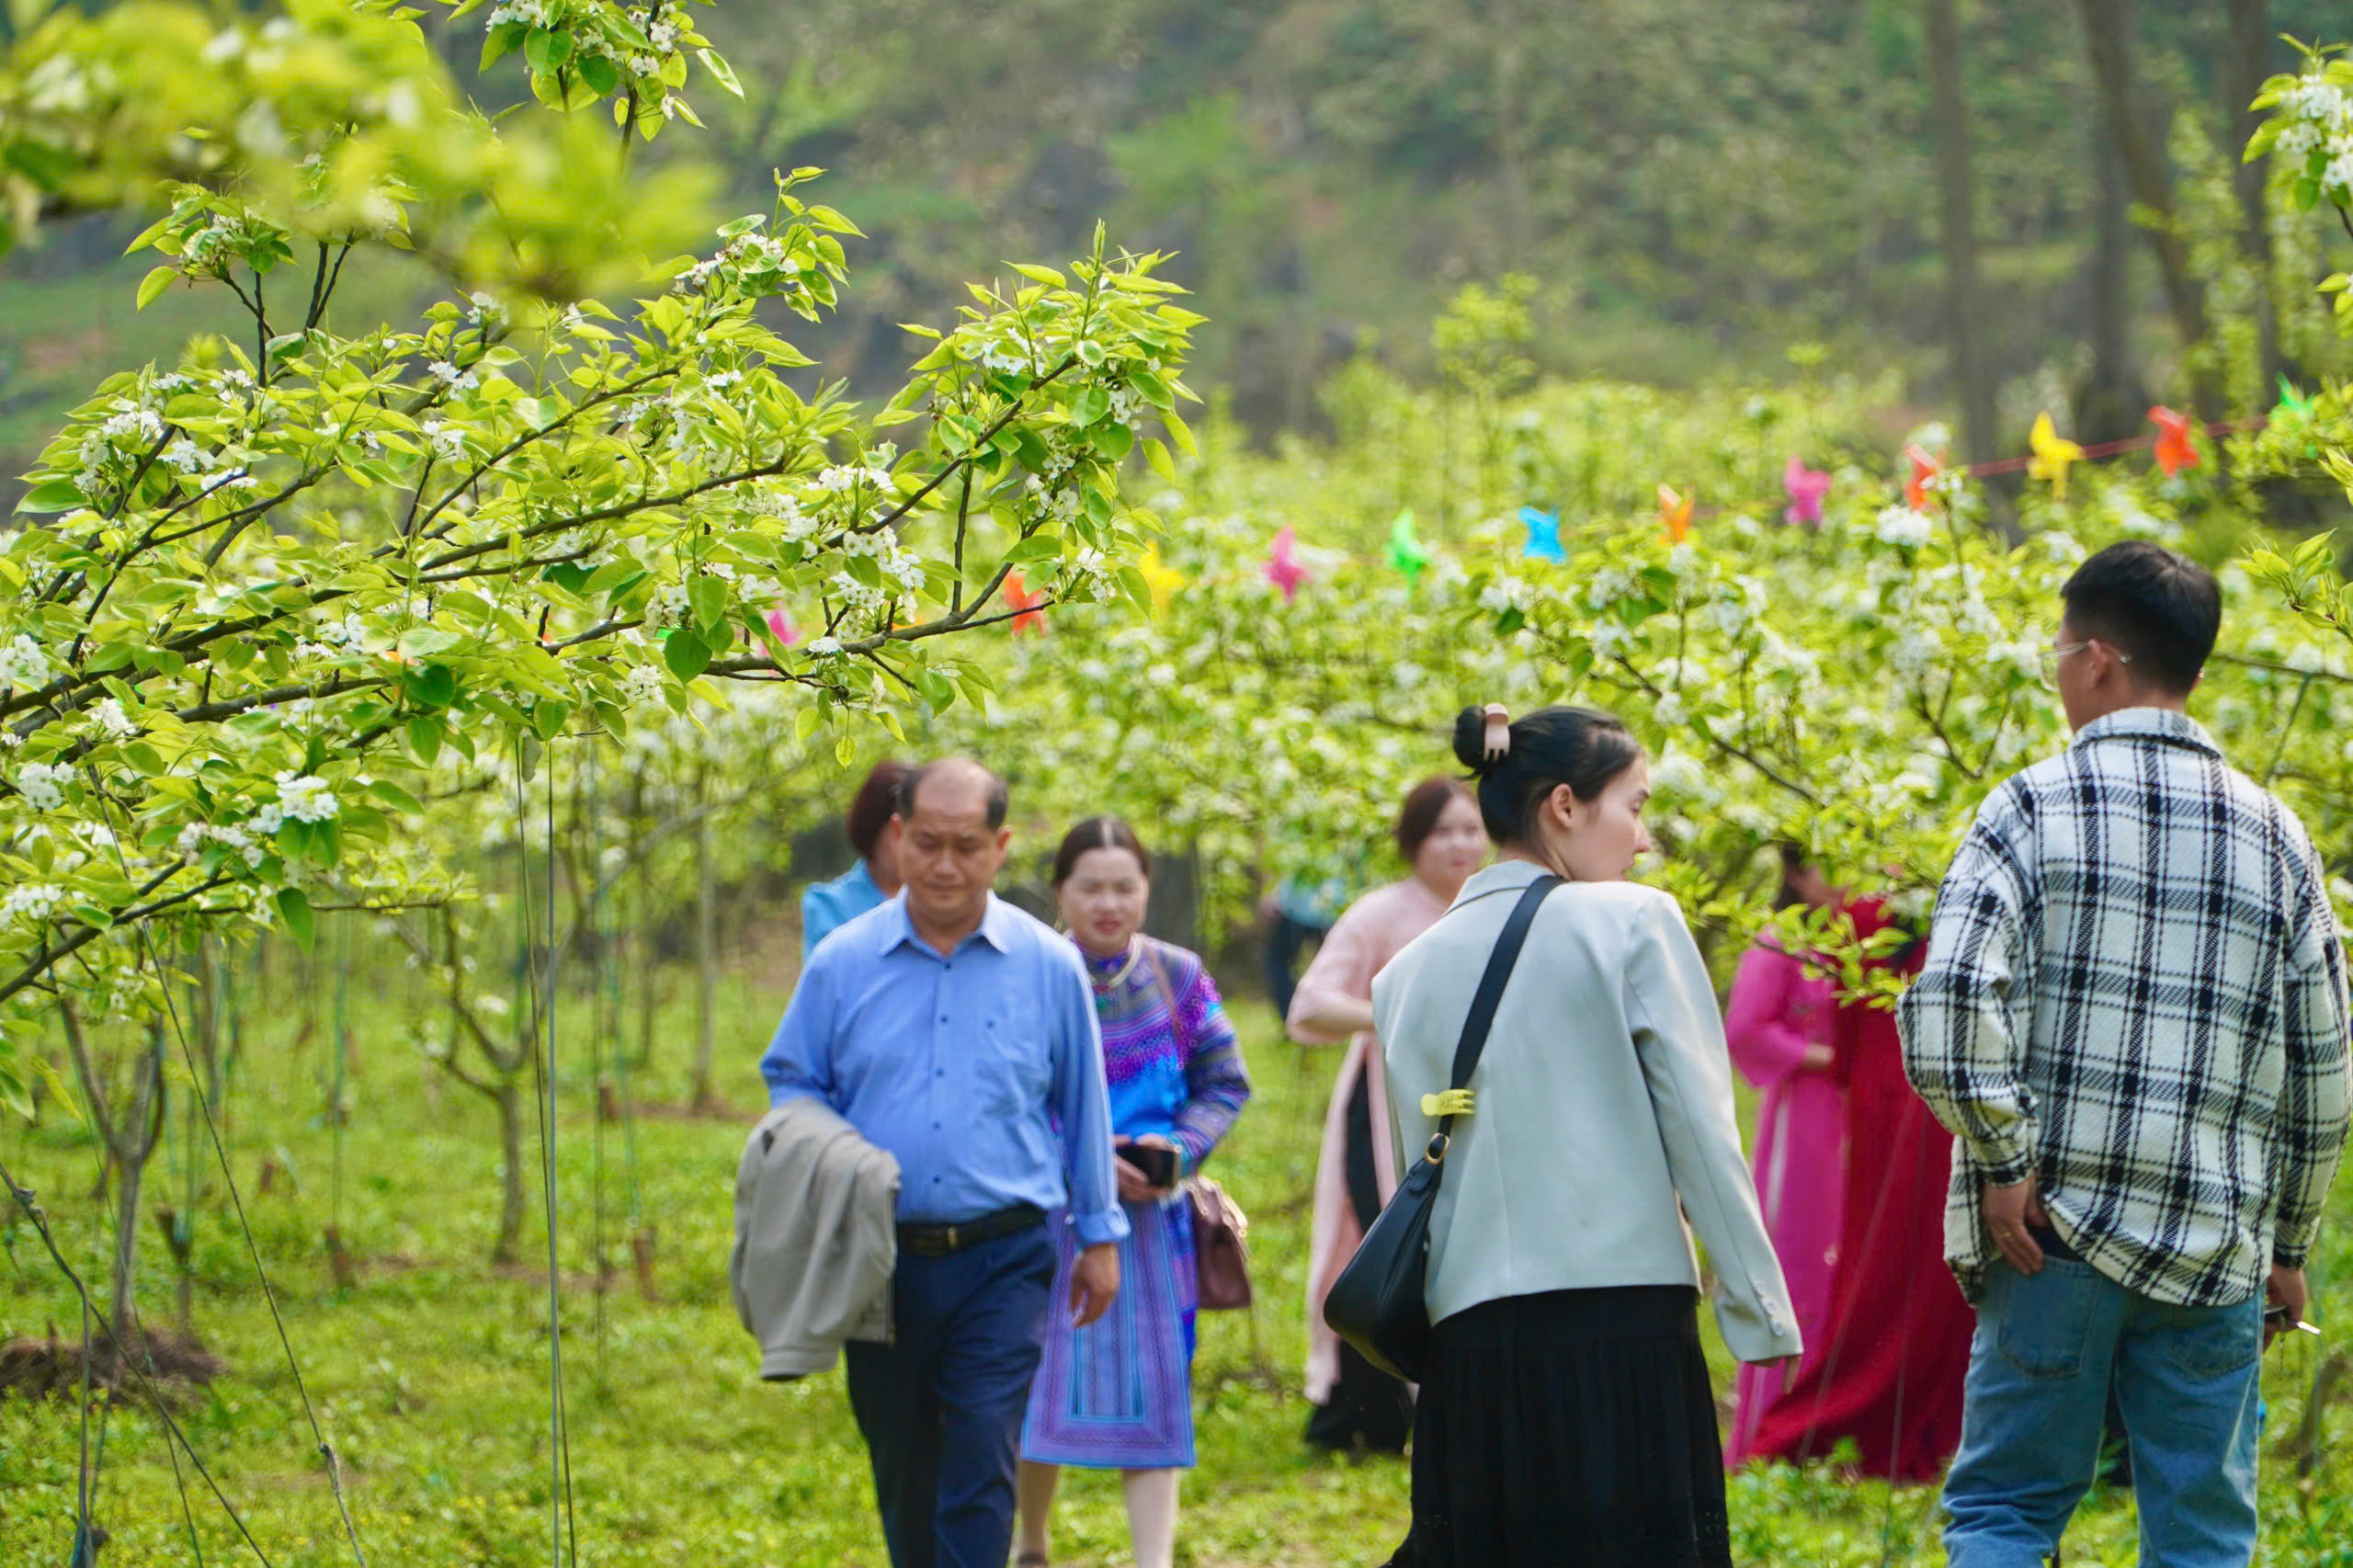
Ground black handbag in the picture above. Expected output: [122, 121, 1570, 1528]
[1321, 874, 1558, 1383]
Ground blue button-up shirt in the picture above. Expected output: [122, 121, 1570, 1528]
[801, 859, 886, 959]
[763, 892, 1130, 1246]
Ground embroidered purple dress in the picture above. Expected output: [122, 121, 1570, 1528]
[1020, 937, 1251, 1470]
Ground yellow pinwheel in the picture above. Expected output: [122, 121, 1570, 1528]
[2027, 412, 2084, 500]
[1138, 544, 1185, 619]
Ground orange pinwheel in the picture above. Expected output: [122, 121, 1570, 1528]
[1657, 483, 1694, 544]
[2148, 406, 2200, 477]
[1904, 443, 1944, 510]
[1005, 570, 1048, 636]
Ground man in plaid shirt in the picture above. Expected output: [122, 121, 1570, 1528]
[1900, 540, 2350, 1568]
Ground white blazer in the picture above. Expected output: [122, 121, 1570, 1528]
[1370, 859, 1802, 1365]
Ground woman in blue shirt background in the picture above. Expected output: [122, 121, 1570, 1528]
[801, 759, 911, 958]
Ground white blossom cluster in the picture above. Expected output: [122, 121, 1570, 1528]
[1, 883, 63, 925]
[176, 818, 267, 869]
[74, 406, 167, 498]
[622, 664, 669, 705]
[17, 761, 74, 812]
[0, 634, 52, 689]
[1875, 505, 1937, 549]
[90, 699, 135, 740]
[274, 770, 339, 824]
[676, 230, 804, 295]
[2276, 73, 2353, 197]
[160, 438, 217, 474]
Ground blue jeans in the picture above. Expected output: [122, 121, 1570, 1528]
[845, 1224, 1056, 1568]
[1943, 1258, 2263, 1568]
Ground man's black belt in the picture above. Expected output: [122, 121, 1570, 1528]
[896, 1203, 1044, 1258]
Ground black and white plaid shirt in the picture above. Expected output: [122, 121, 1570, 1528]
[1898, 708, 2352, 1306]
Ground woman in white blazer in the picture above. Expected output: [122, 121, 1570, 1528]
[1370, 704, 1802, 1568]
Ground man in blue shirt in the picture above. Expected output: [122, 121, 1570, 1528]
[763, 757, 1126, 1568]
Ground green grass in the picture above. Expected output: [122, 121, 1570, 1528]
[3, 942, 2352, 1566]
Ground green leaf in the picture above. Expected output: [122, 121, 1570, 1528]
[136, 266, 176, 312]
[663, 629, 711, 681]
[1003, 532, 1063, 564]
[688, 574, 728, 632]
[404, 664, 459, 710]
[1091, 422, 1134, 461]
[399, 627, 461, 658]
[531, 699, 570, 740]
[524, 27, 574, 73]
[17, 479, 85, 514]
[579, 53, 619, 94]
[276, 887, 315, 952]
[405, 715, 444, 766]
[483, 20, 524, 70]
[1069, 388, 1111, 427]
[365, 779, 426, 815]
[696, 47, 743, 97]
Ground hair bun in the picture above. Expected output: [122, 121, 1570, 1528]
[1451, 706, 1495, 774]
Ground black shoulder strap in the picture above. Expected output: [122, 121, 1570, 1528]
[1436, 874, 1559, 1142]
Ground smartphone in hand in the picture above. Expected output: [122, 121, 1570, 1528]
[1120, 1142, 1178, 1189]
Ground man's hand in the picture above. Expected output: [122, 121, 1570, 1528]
[1983, 1175, 2050, 1277]
[2266, 1264, 2308, 1350]
[1113, 1135, 1177, 1204]
[1070, 1243, 1120, 1329]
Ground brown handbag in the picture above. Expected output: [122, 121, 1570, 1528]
[1188, 1176, 1253, 1311]
[1145, 947, 1255, 1312]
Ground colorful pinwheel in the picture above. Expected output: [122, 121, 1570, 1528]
[1265, 526, 1309, 602]
[2148, 407, 2200, 477]
[1138, 544, 1184, 619]
[2028, 413, 2084, 500]
[1519, 506, 1565, 563]
[1657, 484, 1694, 544]
[1387, 509, 1428, 588]
[1005, 571, 1048, 635]
[1781, 455, 1832, 528]
[1904, 443, 1944, 510]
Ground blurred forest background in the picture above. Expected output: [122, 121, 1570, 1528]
[6, 0, 2352, 491]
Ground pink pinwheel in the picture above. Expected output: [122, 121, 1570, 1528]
[1781, 454, 1832, 527]
[1264, 526, 1309, 602]
[766, 608, 801, 647]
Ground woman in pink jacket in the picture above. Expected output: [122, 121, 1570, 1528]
[1722, 846, 1846, 1466]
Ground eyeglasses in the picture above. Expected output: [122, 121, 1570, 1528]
[2037, 639, 2131, 689]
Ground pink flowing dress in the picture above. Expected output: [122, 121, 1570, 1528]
[1722, 937, 1846, 1465]
[1288, 877, 1450, 1413]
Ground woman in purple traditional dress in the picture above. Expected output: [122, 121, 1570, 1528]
[1015, 818, 1252, 1568]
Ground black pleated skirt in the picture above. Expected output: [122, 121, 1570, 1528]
[1382, 1285, 1733, 1568]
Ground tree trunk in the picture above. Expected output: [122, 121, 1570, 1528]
[689, 780, 720, 1111]
[2075, 123, 2151, 441]
[494, 1076, 527, 1267]
[2074, 0, 2222, 415]
[1489, 0, 1532, 267]
[2227, 0, 2283, 388]
[98, 1026, 165, 1356]
[1924, 0, 1999, 468]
